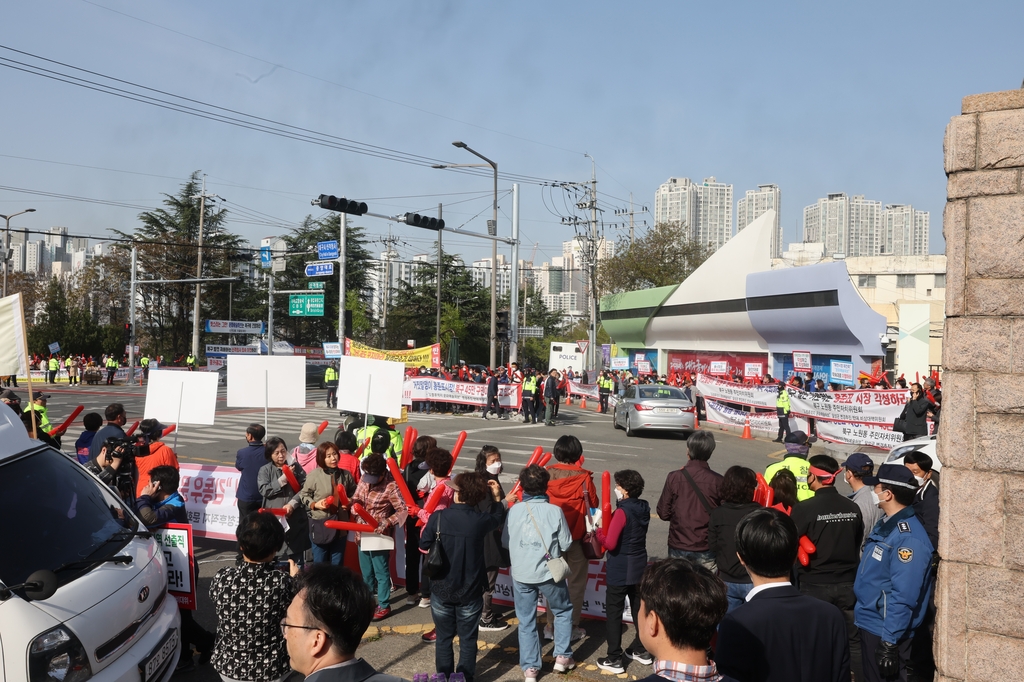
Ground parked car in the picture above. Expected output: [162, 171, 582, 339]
[854, 433, 940, 472]
[613, 384, 696, 437]
[0, 407, 181, 682]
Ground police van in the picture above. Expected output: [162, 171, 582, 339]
[0, 406, 180, 682]
[548, 342, 585, 374]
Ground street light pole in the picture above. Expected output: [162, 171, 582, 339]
[452, 141, 499, 369]
[1, 208, 36, 298]
[191, 176, 217, 360]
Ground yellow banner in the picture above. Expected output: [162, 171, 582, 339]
[344, 338, 441, 368]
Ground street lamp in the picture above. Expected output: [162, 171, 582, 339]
[1, 208, 36, 298]
[434, 141, 499, 368]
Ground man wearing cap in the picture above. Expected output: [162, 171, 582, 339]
[792, 455, 865, 681]
[764, 430, 816, 502]
[843, 453, 883, 547]
[134, 418, 180, 498]
[854, 464, 936, 682]
[23, 393, 52, 430]
[1, 389, 22, 419]
[324, 362, 339, 409]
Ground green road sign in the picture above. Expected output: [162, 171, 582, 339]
[289, 294, 325, 317]
[307, 281, 326, 290]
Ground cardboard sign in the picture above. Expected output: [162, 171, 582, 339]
[792, 350, 812, 371]
[610, 357, 629, 370]
[744, 362, 763, 378]
[708, 361, 729, 375]
[226, 355, 306, 409]
[830, 360, 855, 386]
[151, 523, 196, 610]
[337, 356, 405, 418]
[177, 463, 240, 540]
[143, 370, 219, 425]
[636, 361, 653, 374]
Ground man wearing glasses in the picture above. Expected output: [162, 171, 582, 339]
[283, 564, 407, 682]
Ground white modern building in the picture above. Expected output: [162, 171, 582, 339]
[654, 176, 734, 253]
[737, 184, 782, 257]
[470, 254, 512, 297]
[804, 193, 929, 257]
[654, 177, 698, 230]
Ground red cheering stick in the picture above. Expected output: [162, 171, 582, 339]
[386, 457, 419, 513]
[281, 464, 301, 493]
[317, 420, 329, 435]
[399, 426, 416, 469]
[797, 535, 817, 567]
[601, 470, 612, 529]
[510, 447, 545, 498]
[334, 483, 350, 508]
[417, 482, 448, 525]
[324, 520, 377, 533]
[448, 431, 468, 474]
[48, 405, 83, 436]
[537, 452, 552, 468]
[753, 472, 774, 507]
[125, 420, 141, 436]
[259, 507, 288, 516]
[351, 502, 378, 528]
[354, 437, 371, 458]
[161, 424, 177, 438]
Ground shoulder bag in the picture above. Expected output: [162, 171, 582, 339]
[525, 502, 570, 583]
[581, 489, 605, 560]
[422, 514, 448, 579]
[681, 468, 713, 515]
[893, 404, 908, 433]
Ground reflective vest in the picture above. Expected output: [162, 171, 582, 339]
[64, 358, 72, 368]
[599, 377, 614, 391]
[24, 403, 50, 430]
[387, 429, 402, 458]
[140, 356, 150, 367]
[106, 358, 118, 369]
[324, 367, 339, 385]
[765, 456, 814, 502]
[185, 355, 196, 366]
[48, 358, 58, 371]
[777, 389, 791, 413]
[355, 425, 381, 458]
[523, 376, 538, 395]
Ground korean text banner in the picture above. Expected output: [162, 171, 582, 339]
[567, 381, 600, 400]
[704, 399, 809, 434]
[177, 463, 240, 540]
[152, 523, 197, 609]
[403, 376, 522, 408]
[345, 338, 440, 368]
[814, 420, 907, 449]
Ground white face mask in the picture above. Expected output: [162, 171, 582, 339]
[486, 462, 502, 475]
[614, 488, 624, 501]
[914, 475, 925, 486]
[870, 491, 881, 507]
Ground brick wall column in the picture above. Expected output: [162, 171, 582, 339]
[937, 89, 1024, 681]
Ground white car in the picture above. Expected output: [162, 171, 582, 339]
[860, 433, 941, 472]
[0, 406, 181, 682]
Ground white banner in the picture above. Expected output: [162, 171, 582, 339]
[696, 374, 909, 426]
[205, 320, 265, 334]
[205, 344, 259, 356]
[567, 381, 600, 400]
[402, 377, 523, 408]
[704, 399, 809, 434]
[177, 463, 240, 541]
[815, 420, 907, 449]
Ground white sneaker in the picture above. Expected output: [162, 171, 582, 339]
[553, 656, 576, 673]
[524, 667, 540, 682]
[405, 593, 419, 606]
[418, 598, 431, 608]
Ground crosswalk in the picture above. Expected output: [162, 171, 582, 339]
[167, 406, 343, 449]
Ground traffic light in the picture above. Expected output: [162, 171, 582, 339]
[403, 212, 445, 231]
[496, 311, 509, 340]
[123, 323, 132, 345]
[316, 194, 368, 215]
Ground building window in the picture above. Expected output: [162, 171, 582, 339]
[934, 273, 946, 288]
[858, 275, 876, 288]
[896, 274, 916, 288]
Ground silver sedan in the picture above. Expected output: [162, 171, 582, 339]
[613, 384, 696, 437]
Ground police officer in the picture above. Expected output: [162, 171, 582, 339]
[185, 353, 197, 371]
[355, 416, 383, 458]
[48, 355, 59, 384]
[521, 369, 538, 424]
[324, 362, 339, 408]
[792, 455, 865, 681]
[765, 430, 816, 502]
[23, 393, 52, 430]
[598, 371, 613, 413]
[773, 381, 792, 442]
[854, 464, 936, 682]
[105, 355, 119, 385]
[140, 354, 150, 380]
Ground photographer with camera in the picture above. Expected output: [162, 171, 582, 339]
[134, 418, 179, 498]
[89, 403, 128, 459]
[86, 436, 138, 503]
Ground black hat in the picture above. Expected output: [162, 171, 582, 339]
[139, 418, 167, 441]
[863, 463, 918, 490]
[0, 389, 20, 402]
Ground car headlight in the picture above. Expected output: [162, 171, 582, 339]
[886, 444, 920, 463]
[29, 626, 93, 682]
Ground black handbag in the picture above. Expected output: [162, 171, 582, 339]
[422, 516, 448, 579]
[893, 406, 908, 433]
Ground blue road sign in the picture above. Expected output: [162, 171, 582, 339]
[260, 246, 271, 268]
[317, 240, 339, 260]
[305, 262, 335, 277]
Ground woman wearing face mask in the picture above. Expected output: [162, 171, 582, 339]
[594, 470, 652, 674]
[257, 437, 311, 565]
[474, 445, 512, 630]
[299, 441, 357, 565]
[404, 435, 437, 607]
[900, 383, 931, 441]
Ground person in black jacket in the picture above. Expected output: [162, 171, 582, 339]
[595, 470, 652, 674]
[900, 384, 931, 440]
[708, 466, 761, 612]
[404, 435, 436, 606]
[716, 507, 851, 682]
[543, 369, 561, 426]
[792, 455, 864, 681]
[475, 445, 512, 630]
[903, 451, 939, 682]
[419, 472, 509, 682]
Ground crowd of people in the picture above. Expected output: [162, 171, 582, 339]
[4, 376, 943, 682]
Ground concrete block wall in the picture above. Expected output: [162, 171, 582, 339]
[937, 88, 1024, 680]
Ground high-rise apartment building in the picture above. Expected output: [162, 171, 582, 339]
[654, 177, 734, 252]
[880, 205, 930, 256]
[848, 195, 883, 257]
[654, 177, 698, 230]
[24, 241, 44, 273]
[803, 193, 929, 257]
[737, 184, 782, 257]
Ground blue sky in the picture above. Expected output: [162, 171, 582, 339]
[2, 0, 1022, 265]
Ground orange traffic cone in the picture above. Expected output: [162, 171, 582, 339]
[741, 415, 753, 439]
[580, 397, 587, 409]
[693, 407, 700, 429]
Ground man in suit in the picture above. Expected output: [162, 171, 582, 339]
[716, 507, 851, 682]
[284, 564, 407, 682]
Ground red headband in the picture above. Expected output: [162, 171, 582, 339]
[809, 466, 838, 484]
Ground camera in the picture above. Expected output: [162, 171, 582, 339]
[96, 436, 144, 503]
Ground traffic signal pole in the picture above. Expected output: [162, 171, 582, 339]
[339, 212, 347, 357]
[509, 184, 520, 363]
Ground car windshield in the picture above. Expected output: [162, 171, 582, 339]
[638, 386, 686, 400]
[0, 447, 139, 588]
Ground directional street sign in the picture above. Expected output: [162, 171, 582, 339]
[305, 261, 335, 277]
[317, 240, 339, 260]
[260, 246, 271, 268]
[289, 294, 325, 317]
[307, 281, 326, 290]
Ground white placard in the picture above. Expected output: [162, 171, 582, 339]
[610, 357, 629, 370]
[144, 370, 219, 425]
[337, 356, 405, 418]
[226, 355, 306, 408]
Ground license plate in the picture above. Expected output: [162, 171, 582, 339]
[139, 628, 178, 682]
[654, 407, 677, 414]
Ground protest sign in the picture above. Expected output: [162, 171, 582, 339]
[177, 463, 240, 540]
[704, 399, 808, 434]
[402, 376, 522, 408]
[151, 523, 197, 609]
[815, 420, 907, 449]
[567, 381, 600, 400]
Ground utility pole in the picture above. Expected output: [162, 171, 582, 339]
[436, 203, 443, 345]
[267, 270, 274, 355]
[378, 228, 399, 349]
[339, 212, 347, 356]
[587, 156, 598, 374]
[128, 245, 137, 384]
[509, 184, 520, 363]
[191, 175, 217, 360]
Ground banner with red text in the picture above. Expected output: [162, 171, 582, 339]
[704, 399, 809, 434]
[345, 338, 441, 368]
[402, 376, 522, 408]
[176, 463, 240, 540]
[567, 381, 600, 400]
[814, 420, 908, 449]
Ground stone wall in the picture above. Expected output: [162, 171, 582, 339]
[937, 88, 1024, 681]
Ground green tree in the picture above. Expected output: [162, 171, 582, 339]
[27, 275, 107, 357]
[596, 221, 711, 294]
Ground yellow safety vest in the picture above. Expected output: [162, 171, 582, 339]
[24, 403, 50, 430]
[355, 425, 381, 458]
[325, 367, 338, 383]
[48, 358, 58, 371]
[106, 358, 118, 369]
[765, 456, 814, 502]
[140, 356, 150, 367]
